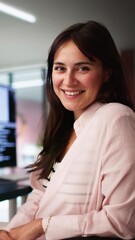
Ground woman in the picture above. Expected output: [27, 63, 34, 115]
[0, 20, 135, 240]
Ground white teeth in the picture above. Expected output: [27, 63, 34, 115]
[64, 91, 81, 96]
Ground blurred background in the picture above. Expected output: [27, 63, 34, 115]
[0, 0, 135, 222]
[0, 0, 135, 166]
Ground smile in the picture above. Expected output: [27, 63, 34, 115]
[64, 90, 82, 96]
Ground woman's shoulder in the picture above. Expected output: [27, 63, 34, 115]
[99, 102, 134, 119]
[95, 103, 135, 129]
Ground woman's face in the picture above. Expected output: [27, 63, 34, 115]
[52, 40, 109, 119]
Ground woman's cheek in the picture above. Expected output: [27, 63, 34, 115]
[52, 74, 62, 86]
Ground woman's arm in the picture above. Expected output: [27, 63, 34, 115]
[0, 219, 44, 240]
[9, 218, 44, 240]
[0, 230, 14, 240]
[5, 188, 44, 231]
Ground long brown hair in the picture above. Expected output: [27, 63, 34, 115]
[28, 21, 133, 179]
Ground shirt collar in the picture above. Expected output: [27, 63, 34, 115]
[73, 102, 105, 136]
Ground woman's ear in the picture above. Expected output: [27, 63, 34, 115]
[104, 69, 112, 83]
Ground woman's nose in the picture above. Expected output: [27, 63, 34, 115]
[63, 71, 77, 85]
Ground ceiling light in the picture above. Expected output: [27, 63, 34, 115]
[0, 2, 36, 23]
[12, 79, 44, 89]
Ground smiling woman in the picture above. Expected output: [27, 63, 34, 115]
[52, 40, 109, 119]
[0, 20, 135, 240]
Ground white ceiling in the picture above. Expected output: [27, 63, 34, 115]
[0, 0, 135, 102]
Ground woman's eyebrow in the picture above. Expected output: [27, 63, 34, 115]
[53, 62, 65, 65]
[74, 61, 93, 66]
[53, 61, 93, 66]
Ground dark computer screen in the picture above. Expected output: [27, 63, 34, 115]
[0, 84, 16, 167]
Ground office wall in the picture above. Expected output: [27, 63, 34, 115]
[121, 50, 135, 110]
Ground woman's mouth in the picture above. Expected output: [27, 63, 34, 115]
[63, 90, 83, 96]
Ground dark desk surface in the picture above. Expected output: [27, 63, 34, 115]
[65, 237, 122, 240]
[0, 179, 32, 201]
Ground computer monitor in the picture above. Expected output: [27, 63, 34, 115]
[0, 84, 16, 168]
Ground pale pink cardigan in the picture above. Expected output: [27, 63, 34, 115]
[6, 103, 135, 240]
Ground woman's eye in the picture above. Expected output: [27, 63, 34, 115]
[78, 66, 90, 71]
[54, 66, 65, 71]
